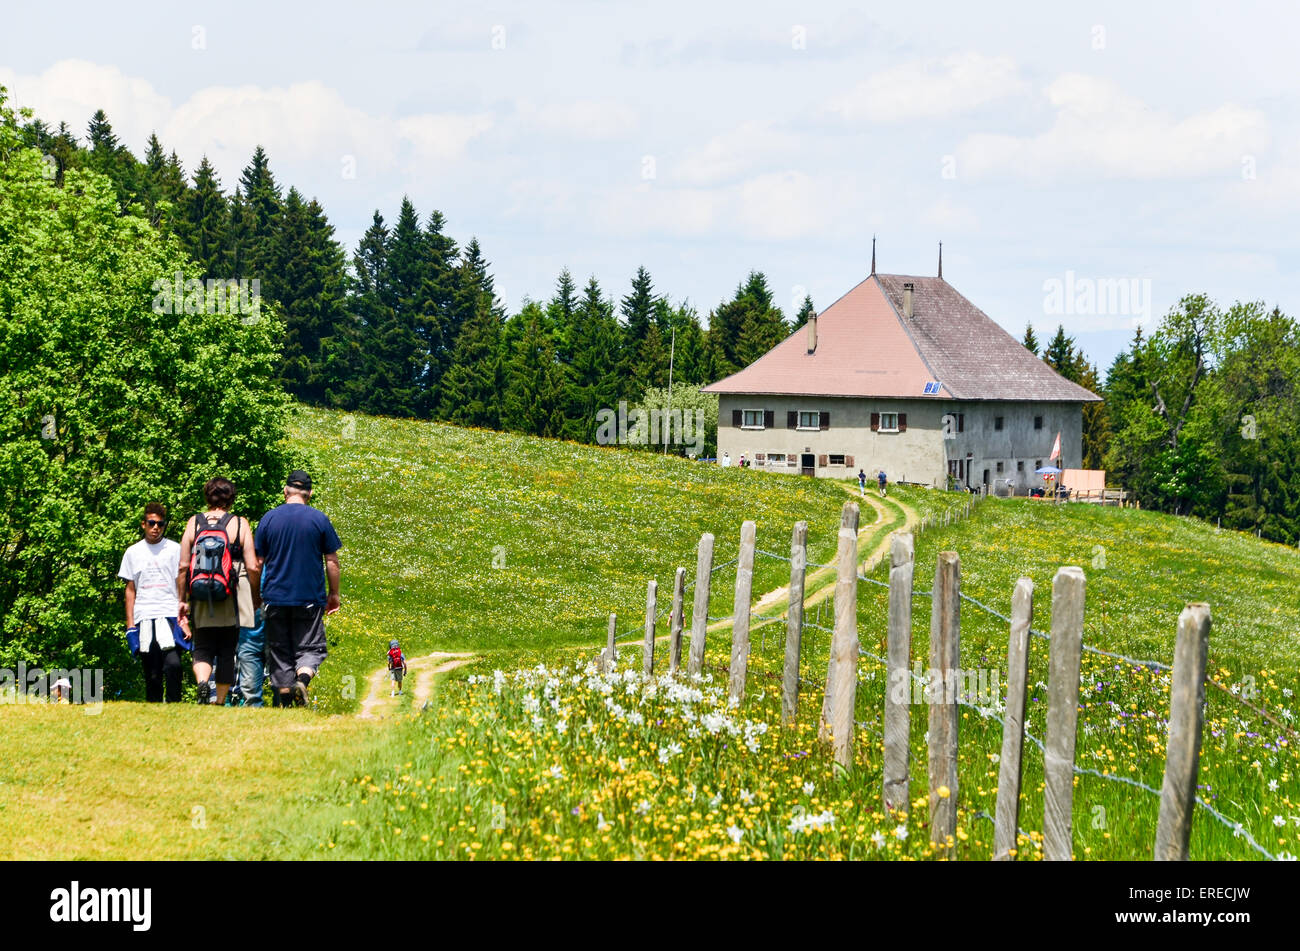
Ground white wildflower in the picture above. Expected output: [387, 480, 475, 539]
[727, 825, 744, 843]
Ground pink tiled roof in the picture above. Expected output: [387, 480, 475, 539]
[703, 274, 1101, 402]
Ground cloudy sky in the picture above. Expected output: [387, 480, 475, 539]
[4, 0, 1297, 371]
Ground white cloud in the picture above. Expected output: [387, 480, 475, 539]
[514, 99, 637, 140]
[675, 120, 801, 186]
[589, 170, 835, 241]
[826, 52, 1027, 122]
[920, 197, 979, 233]
[0, 60, 493, 188]
[956, 73, 1270, 181]
[0, 59, 172, 147]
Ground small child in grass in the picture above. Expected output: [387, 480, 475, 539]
[387, 639, 408, 697]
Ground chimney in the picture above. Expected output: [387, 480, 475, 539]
[807, 312, 817, 353]
[903, 282, 914, 318]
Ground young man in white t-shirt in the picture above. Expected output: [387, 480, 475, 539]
[118, 502, 189, 702]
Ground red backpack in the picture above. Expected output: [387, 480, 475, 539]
[190, 512, 237, 613]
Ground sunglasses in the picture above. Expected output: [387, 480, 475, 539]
[145, 519, 166, 527]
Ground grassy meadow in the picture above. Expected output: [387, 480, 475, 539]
[4, 404, 1296, 860]
[290, 408, 1299, 861]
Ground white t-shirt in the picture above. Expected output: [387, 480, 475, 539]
[118, 538, 181, 623]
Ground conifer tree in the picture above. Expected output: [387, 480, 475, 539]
[1022, 321, 1040, 355]
[619, 266, 660, 380]
[1043, 324, 1081, 382]
[233, 146, 283, 285]
[274, 188, 350, 405]
[349, 211, 397, 415]
[563, 276, 622, 442]
[180, 157, 229, 280]
[705, 271, 787, 378]
[417, 210, 459, 413]
[439, 238, 504, 426]
[502, 301, 567, 436]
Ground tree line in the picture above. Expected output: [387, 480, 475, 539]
[1024, 306, 1300, 544]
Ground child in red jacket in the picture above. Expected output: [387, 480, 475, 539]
[387, 640, 408, 696]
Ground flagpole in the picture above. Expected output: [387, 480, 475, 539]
[664, 326, 676, 456]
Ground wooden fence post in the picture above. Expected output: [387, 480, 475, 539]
[820, 502, 860, 768]
[1154, 603, 1212, 861]
[883, 531, 914, 813]
[1043, 566, 1085, 861]
[604, 613, 617, 674]
[687, 533, 714, 677]
[993, 577, 1034, 860]
[728, 521, 757, 704]
[782, 521, 808, 725]
[928, 550, 961, 855]
[668, 567, 686, 674]
[642, 579, 657, 678]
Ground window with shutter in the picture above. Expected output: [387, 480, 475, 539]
[819, 411, 830, 430]
[755, 453, 765, 464]
[958, 413, 965, 433]
[787, 411, 797, 429]
[870, 412, 880, 431]
[818, 454, 828, 467]
[845, 454, 854, 467]
[898, 413, 907, 432]
[764, 410, 774, 428]
[732, 409, 742, 428]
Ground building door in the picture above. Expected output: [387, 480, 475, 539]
[982, 468, 990, 491]
[801, 453, 815, 477]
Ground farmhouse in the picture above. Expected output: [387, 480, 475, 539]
[702, 257, 1101, 492]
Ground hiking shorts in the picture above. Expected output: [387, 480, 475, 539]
[192, 626, 238, 684]
[264, 604, 328, 690]
[390, 667, 404, 685]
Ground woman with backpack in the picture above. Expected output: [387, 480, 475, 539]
[176, 477, 261, 705]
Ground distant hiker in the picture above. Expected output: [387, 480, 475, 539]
[254, 470, 342, 708]
[721, 451, 731, 467]
[52, 677, 73, 704]
[738, 454, 746, 469]
[387, 640, 408, 697]
[177, 478, 262, 706]
[857, 469, 867, 497]
[119, 502, 189, 702]
[878, 469, 888, 497]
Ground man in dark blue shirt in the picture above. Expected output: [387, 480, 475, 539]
[254, 470, 342, 707]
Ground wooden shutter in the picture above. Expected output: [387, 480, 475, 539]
[787, 411, 797, 429]
[870, 412, 880, 432]
[845, 455, 854, 467]
[732, 409, 742, 427]
[764, 410, 774, 429]
[818, 454, 828, 467]
[819, 411, 830, 430]
[958, 413, 965, 433]
[898, 413, 907, 432]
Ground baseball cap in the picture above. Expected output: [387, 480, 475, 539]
[286, 470, 312, 491]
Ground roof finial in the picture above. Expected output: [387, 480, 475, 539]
[871, 235, 876, 275]
[938, 241, 943, 279]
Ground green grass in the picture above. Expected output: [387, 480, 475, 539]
[292, 404, 861, 714]
[302, 469, 1300, 861]
[8, 405, 1298, 860]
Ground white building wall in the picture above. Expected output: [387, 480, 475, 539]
[716, 394, 1083, 491]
